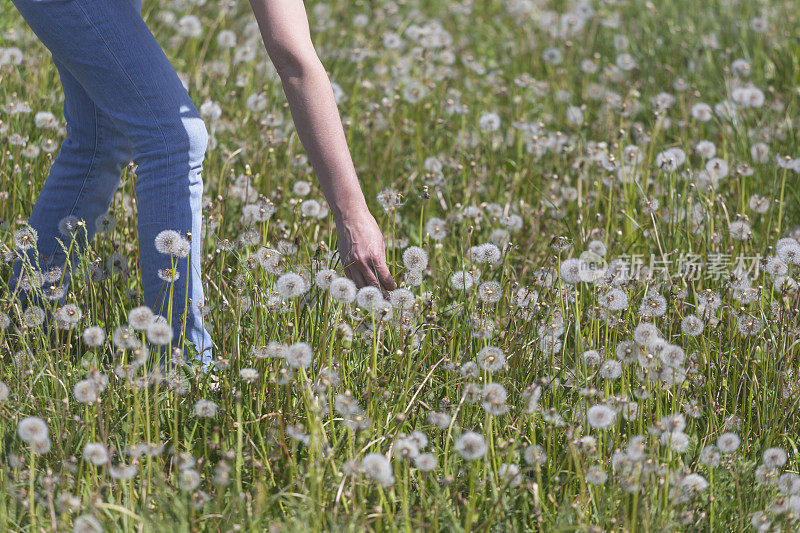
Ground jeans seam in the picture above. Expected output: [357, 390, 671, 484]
[42, 102, 102, 265]
[71, 0, 173, 222]
[67, 104, 102, 229]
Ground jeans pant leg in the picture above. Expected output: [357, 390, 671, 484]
[12, 0, 213, 366]
[18, 58, 134, 269]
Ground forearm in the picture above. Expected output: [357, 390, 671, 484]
[278, 60, 368, 223]
[248, 0, 369, 224]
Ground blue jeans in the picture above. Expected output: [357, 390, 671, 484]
[11, 0, 213, 366]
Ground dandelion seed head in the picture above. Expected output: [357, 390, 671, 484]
[394, 437, 420, 460]
[157, 268, 179, 282]
[56, 303, 83, 325]
[109, 463, 138, 481]
[361, 453, 394, 486]
[414, 452, 437, 471]
[389, 288, 415, 310]
[449, 271, 474, 290]
[455, 431, 487, 460]
[146, 321, 174, 346]
[524, 444, 547, 465]
[276, 272, 309, 299]
[239, 368, 259, 383]
[427, 411, 451, 429]
[285, 342, 313, 369]
[777, 472, 800, 495]
[680, 314, 704, 336]
[469, 243, 502, 265]
[154, 229, 189, 257]
[404, 269, 424, 286]
[73, 379, 98, 404]
[481, 382, 509, 415]
[315, 269, 337, 290]
[13, 225, 38, 250]
[659, 344, 685, 368]
[477, 280, 503, 303]
[17, 416, 48, 444]
[58, 215, 83, 237]
[376, 188, 403, 211]
[73, 515, 103, 533]
[634, 323, 662, 348]
[763, 447, 787, 469]
[639, 292, 667, 318]
[681, 473, 708, 492]
[356, 286, 384, 310]
[329, 277, 357, 303]
[700, 445, 721, 467]
[476, 346, 506, 372]
[177, 469, 202, 491]
[425, 217, 448, 240]
[587, 404, 616, 429]
[615, 340, 638, 363]
[599, 359, 623, 379]
[599, 288, 628, 311]
[583, 349, 602, 366]
[586, 465, 608, 485]
[83, 442, 109, 466]
[717, 432, 740, 454]
[729, 220, 751, 241]
[559, 258, 582, 284]
[23, 306, 46, 327]
[402, 246, 428, 271]
[777, 242, 800, 265]
[128, 306, 154, 330]
[661, 431, 690, 453]
[499, 463, 522, 487]
[736, 314, 761, 336]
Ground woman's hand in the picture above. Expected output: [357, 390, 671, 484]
[336, 211, 397, 296]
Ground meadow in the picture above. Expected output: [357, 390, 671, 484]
[2, 0, 800, 530]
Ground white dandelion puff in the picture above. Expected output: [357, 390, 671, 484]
[402, 246, 429, 271]
[329, 277, 357, 303]
[17, 416, 48, 444]
[361, 453, 394, 487]
[82, 442, 109, 466]
[455, 431, 487, 460]
[587, 405, 616, 429]
[476, 346, 506, 372]
[276, 272, 309, 299]
[285, 342, 314, 369]
[193, 399, 218, 418]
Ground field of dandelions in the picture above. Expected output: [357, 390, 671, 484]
[2, 0, 800, 531]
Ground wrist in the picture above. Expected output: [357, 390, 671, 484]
[333, 199, 371, 226]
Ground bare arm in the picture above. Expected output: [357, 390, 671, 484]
[248, 0, 396, 294]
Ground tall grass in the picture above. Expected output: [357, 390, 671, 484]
[1, 0, 800, 530]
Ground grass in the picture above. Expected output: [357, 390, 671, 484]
[1, 0, 800, 530]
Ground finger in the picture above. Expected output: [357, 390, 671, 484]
[346, 264, 368, 289]
[372, 257, 397, 293]
[342, 254, 359, 280]
[359, 261, 381, 291]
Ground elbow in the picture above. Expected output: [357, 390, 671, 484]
[268, 45, 322, 80]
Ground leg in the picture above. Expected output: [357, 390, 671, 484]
[17, 0, 143, 268]
[12, 0, 213, 365]
[24, 58, 133, 267]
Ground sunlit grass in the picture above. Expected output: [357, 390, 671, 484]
[1, 0, 800, 530]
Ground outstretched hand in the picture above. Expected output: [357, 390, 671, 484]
[336, 213, 397, 297]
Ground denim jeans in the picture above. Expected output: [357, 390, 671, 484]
[11, 0, 213, 366]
